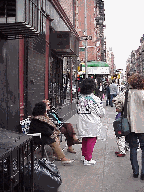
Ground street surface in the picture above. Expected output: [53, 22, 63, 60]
[55, 98, 144, 192]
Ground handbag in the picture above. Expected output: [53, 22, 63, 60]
[24, 157, 62, 191]
[113, 90, 130, 137]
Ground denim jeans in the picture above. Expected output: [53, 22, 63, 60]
[110, 94, 117, 107]
[106, 95, 110, 106]
[128, 133, 144, 175]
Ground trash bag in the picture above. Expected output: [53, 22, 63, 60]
[24, 157, 62, 192]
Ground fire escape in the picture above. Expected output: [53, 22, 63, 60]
[95, 0, 106, 62]
[0, 0, 46, 40]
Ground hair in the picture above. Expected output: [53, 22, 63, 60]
[32, 102, 46, 116]
[128, 73, 144, 89]
[80, 78, 96, 95]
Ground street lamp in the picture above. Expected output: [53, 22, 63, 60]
[84, 0, 88, 78]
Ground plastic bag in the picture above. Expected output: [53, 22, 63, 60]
[24, 158, 62, 192]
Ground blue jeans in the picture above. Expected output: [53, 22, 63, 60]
[110, 94, 117, 107]
[106, 95, 110, 106]
[128, 133, 144, 175]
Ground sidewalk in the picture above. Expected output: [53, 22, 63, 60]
[56, 99, 144, 192]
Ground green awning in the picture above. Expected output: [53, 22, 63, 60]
[82, 61, 109, 67]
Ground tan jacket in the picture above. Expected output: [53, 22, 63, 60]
[127, 89, 144, 133]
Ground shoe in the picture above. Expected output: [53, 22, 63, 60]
[61, 159, 74, 165]
[115, 151, 120, 155]
[140, 174, 144, 180]
[81, 156, 85, 161]
[84, 159, 96, 166]
[133, 173, 139, 178]
[51, 156, 61, 161]
[117, 153, 125, 157]
[73, 139, 82, 144]
[67, 148, 76, 154]
[111, 106, 113, 107]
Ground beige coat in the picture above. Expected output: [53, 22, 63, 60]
[127, 89, 144, 133]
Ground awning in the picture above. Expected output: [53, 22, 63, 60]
[82, 61, 109, 67]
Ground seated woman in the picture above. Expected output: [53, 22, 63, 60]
[29, 102, 74, 165]
[43, 99, 81, 154]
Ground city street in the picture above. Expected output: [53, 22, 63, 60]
[55, 99, 144, 192]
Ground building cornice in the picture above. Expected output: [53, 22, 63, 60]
[49, 0, 79, 39]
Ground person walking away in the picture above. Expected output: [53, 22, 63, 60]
[126, 73, 144, 179]
[106, 82, 111, 106]
[77, 78, 105, 165]
[109, 79, 118, 107]
[99, 83, 103, 100]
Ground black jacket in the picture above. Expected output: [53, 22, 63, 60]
[29, 119, 55, 145]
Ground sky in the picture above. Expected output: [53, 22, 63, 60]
[104, 0, 144, 71]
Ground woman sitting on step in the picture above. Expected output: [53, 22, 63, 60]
[29, 101, 74, 165]
[43, 99, 81, 154]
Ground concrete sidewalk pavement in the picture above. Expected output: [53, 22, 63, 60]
[56, 100, 144, 192]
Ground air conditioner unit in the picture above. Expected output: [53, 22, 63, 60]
[50, 31, 79, 57]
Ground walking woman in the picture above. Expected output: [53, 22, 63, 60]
[126, 73, 144, 179]
[77, 78, 105, 165]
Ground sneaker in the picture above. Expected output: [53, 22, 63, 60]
[84, 159, 96, 165]
[81, 156, 85, 161]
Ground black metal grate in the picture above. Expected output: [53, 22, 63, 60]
[0, 128, 34, 191]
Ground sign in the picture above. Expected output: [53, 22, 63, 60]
[79, 48, 85, 52]
[80, 36, 92, 41]
[82, 67, 110, 75]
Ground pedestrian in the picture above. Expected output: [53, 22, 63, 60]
[77, 78, 105, 165]
[126, 73, 144, 179]
[109, 79, 119, 107]
[99, 82, 103, 100]
[113, 91, 126, 157]
[29, 102, 74, 165]
[106, 82, 111, 106]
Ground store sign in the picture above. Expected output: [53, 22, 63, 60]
[82, 67, 110, 74]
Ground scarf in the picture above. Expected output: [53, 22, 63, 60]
[32, 115, 57, 129]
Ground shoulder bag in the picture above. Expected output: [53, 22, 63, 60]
[113, 89, 130, 137]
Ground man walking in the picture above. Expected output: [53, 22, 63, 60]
[109, 79, 118, 107]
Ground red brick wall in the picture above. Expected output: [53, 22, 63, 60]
[59, 0, 74, 25]
[77, 0, 97, 62]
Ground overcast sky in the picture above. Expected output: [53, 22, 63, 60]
[104, 0, 144, 71]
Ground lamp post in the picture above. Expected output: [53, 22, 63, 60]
[84, 0, 88, 78]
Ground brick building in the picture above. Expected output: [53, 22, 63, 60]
[0, 0, 79, 131]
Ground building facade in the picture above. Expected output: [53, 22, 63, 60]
[0, 0, 79, 131]
[126, 34, 144, 75]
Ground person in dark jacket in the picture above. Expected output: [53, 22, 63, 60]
[106, 82, 111, 106]
[43, 99, 81, 154]
[29, 102, 74, 165]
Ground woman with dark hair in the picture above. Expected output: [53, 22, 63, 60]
[43, 99, 81, 154]
[77, 78, 105, 165]
[29, 102, 74, 165]
[126, 73, 144, 179]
